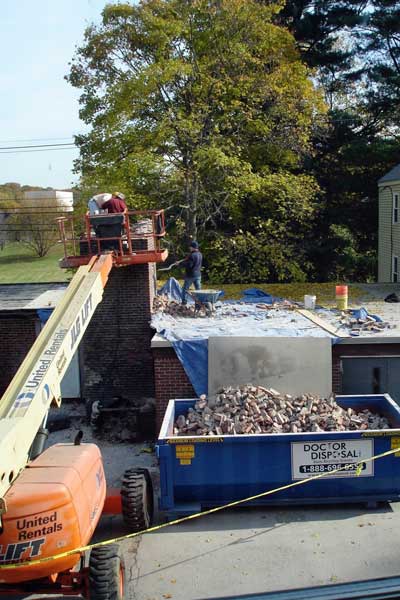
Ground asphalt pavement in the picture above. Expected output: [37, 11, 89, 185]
[17, 426, 400, 600]
[132, 502, 400, 600]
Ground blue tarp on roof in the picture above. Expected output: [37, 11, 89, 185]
[239, 288, 281, 304]
[351, 307, 382, 323]
[158, 278, 191, 303]
[153, 278, 335, 395]
[36, 308, 53, 323]
[173, 339, 208, 396]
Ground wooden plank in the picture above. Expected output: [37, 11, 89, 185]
[296, 308, 350, 338]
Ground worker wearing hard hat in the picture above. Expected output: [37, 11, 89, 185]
[87, 192, 112, 215]
[181, 241, 203, 305]
[102, 192, 127, 214]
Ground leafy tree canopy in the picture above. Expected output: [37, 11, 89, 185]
[69, 0, 400, 283]
[68, 0, 325, 246]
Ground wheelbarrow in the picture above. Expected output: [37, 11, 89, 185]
[190, 289, 222, 316]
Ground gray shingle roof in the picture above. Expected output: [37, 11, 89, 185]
[0, 283, 67, 311]
[379, 164, 400, 184]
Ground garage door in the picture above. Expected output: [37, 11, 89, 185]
[342, 357, 400, 404]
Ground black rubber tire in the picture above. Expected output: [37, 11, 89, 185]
[121, 468, 154, 532]
[88, 543, 125, 600]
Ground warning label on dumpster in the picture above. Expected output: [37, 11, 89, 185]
[291, 439, 374, 479]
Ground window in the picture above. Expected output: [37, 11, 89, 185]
[393, 194, 399, 224]
[393, 255, 398, 283]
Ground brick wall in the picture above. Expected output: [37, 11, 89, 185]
[332, 343, 400, 393]
[0, 313, 37, 396]
[153, 347, 195, 431]
[153, 342, 400, 431]
[81, 262, 157, 405]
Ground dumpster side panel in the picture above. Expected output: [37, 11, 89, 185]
[157, 396, 400, 513]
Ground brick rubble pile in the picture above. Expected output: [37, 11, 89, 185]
[153, 295, 197, 317]
[153, 295, 298, 318]
[254, 300, 297, 310]
[173, 385, 390, 436]
[339, 312, 392, 335]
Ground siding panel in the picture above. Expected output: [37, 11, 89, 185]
[378, 186, 398, 281]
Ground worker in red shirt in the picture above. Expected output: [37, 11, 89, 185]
[97, 192, 127, 252]
[102, 192, 127, 213]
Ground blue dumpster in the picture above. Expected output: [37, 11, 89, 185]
[156, 395, 400, 515]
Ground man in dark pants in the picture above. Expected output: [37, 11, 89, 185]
[93, 192, 127, 252]
[181, 241, 203, 305]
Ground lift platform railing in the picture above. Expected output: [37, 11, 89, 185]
[57, 209, 167, 267]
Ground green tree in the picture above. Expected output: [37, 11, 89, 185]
[204, 171, 319, 282]
[68, 0, 325, 243]
[278, 0, 367, 68]
[278, 0, 400, 129]
[9, 207, 60, 257]
[267, 0, 400, 282]
[0, 184, 61, 253]
[359, 1, 400, 130]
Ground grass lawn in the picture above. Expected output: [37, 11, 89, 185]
[219, 282, 367, 305]
[160, 278, 368, 306]
[0, 243, 70, 284]
[0, 244, 367, 307]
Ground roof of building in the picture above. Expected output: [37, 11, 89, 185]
[0, 283, 68, 311]
[379, 163, 400, 185]
[151, 301, 400, 347]
[151, 281, 400, 346]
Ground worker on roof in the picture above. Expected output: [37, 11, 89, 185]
[89, 192, 127, 253]
[102, 192, 127, 214]
[87, 192, 112, 215]
[181, 241, 203, 305]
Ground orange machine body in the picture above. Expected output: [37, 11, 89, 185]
[0, 443, 106, 584]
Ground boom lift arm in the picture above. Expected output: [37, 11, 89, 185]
[0, 254, 113, 523]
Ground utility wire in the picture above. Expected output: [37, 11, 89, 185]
[0, 137, 74, 144]
[0, 147, 77, 155]
[0, 143, 75, 150]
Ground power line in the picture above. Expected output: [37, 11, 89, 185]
[0, 137, 74, 144]
[0, 147, 77, 155]
[0, 143, 75, 150]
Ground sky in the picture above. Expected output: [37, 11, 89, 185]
[0, 0, 110, 189]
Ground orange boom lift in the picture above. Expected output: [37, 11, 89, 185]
[0, 210, 167, 599]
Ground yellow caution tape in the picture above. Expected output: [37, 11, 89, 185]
[0, 445, 398, 570]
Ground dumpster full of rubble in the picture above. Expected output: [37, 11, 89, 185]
[157, 392, 400, 515]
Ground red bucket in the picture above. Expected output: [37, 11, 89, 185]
[336, 285, 348, 310]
